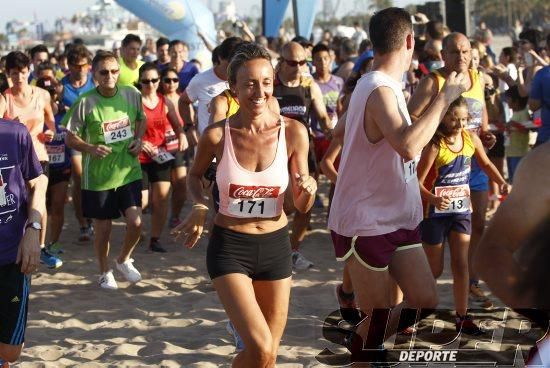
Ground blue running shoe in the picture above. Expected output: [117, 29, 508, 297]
[47, 241, 64, 255]
[40, 248, 62, 269]
[226, 320, 245, 353]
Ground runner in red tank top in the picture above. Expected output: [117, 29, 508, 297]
[138, 63, 187, 253]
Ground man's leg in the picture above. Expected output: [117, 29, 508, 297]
[93, 219, 112, 273]
[117, 206, 142, 264]
[387, 247, 439, 339]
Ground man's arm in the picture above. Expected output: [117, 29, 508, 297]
[474, 144, 550, 308]
[17, 174, 47, 274]
[528, 69, 543, 111]
[178, 90, 196, 128]
[310, 81, 334, 133]
[407, 74, 438, 121]
[367, 72, 467, 160]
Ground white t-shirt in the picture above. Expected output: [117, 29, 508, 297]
[185, 68, 229, 134]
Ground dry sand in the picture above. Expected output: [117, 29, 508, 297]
[18, 181, 538, 367]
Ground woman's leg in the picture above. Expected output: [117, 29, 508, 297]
[213, 274, 291, 368]
[48, 180, 69, 244]
[448, 230, 470, 316]
[422, 242, 445, 279]
[170, 166, 187, 225]
[150, 181, 171, 238]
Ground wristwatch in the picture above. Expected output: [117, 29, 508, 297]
[25, 221, 42, 231]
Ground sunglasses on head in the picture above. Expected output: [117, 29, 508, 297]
[162, 77, 179, 83]
[141, 78, 160, 84]
[98, 69, 120, 76]
[284, 58, 307, 67]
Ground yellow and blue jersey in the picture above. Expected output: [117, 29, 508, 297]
[424, 130, 475, 217]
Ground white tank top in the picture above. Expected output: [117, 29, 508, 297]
[216, 118, 289, 218]
[328, 71, 423, 237]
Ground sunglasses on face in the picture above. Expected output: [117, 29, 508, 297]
[162, 77, 179, 84]
[141, 78, 160, 84]
[284, 58, 307, 67]
[71, 63, 89, 69]
[98, 69, 120, 76]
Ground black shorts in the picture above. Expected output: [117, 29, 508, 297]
[141, 161, 172, 188]
[82, 180, 142, 220]
[40, 161, 49, 178]
[173, 148, 193, 168]
[207, 225, 292, 281]
[48, 167, 72, 187]
[421, 214, 472, 245]
[488, 132, 505, 158]
[0, 263, 31, 346]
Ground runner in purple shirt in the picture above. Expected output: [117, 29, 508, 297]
[0, 119, 47, 365]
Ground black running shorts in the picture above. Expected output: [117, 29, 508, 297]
[82, 180, 142, 220]
[0, 263, 31, 346]
[207, 225, 292, 281]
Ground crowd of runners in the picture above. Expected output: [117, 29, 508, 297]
[0, 6, 549, 366]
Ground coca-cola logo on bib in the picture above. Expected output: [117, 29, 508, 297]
[229, 184, 280, 199]
[103, 117, 130, 132]
[435, 185, 470, 198]
[46, 145, 64, 154]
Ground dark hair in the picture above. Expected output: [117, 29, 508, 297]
[67, 44, 91, 66]
[500, 47, 517, 64]
[121, 34, 142, 47]
[227, 42, 272, 86]
[426, 21, 445, 40]
[5, 51, 30, 72]
[340, 38, 357, 56]
[30, 44, 49, 60]
[358, 39, 373, 54]
[312, 42, 330, 57]
[505, 85, 528, 109]
[211, 46, 219, 65]
[36, 76, 58, 98]
[37, 62, 55, 74]
[159, 66, 178, 94]
[169, 39, 189, 50]
[518, 29, 541, 47]
[217, 37, 245, 61]
[91, 50, 117, 71]
[369, 7, 413, 54]
[156, 37, 170, 49]
[138, 62, 160, 82]
[73, 38, 84, 45]
[432, 96, 468, 145]
[0, 73, 9, 94]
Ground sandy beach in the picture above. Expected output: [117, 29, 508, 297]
[17, 180, 538, 367]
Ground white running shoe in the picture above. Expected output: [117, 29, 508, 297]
[292, 251, 314, 270]
[115, 258, 142, 283]
[99, 270, 118, 290]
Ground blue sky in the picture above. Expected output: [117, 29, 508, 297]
[0, 0, 424, 33]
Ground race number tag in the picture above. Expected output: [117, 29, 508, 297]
[102, 116, 132, 144]
[165, 129, 179, 152]
[46, 145, 65, 164]
[152, 149, 175, 164]
[403, 156, 419, 183]
[434, 184, 471, 214]
[227, 184, 280, 218]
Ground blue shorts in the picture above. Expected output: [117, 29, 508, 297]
[469, 157, 489, 192]
[421, 214, 472, 245]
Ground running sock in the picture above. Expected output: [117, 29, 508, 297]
[339, 287, 355, 300]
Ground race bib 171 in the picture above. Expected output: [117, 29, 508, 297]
[227, 184, 280, 218]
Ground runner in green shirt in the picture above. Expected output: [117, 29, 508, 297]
[65, 51, 146, 290]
